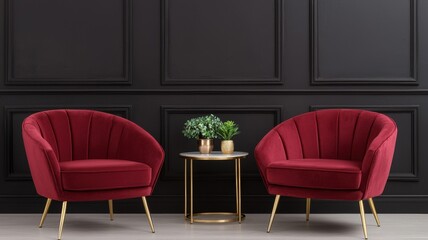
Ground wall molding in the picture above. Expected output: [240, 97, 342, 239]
[310, 105, 419, 181]
[1, 194, 428, 213]
[310, 0, 418, 85]
[4, 105, 132, 181]
[161, 0, 283, 85]
[3, 89, 428, 95]
[5, 0, 132, 85]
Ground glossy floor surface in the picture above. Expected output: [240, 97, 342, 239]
[0, 214, 427, 239]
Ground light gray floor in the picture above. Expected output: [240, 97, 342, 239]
[0, 214, 427, 240]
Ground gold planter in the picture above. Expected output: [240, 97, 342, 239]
[198, 139, 214, 154]
[221, 140, 234, 154]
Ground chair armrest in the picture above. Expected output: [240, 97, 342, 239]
[22, 123, 62, 199]
[254, 130, 287, 186]
[361, 127, 397, 199]
[115, 121, 165, 189]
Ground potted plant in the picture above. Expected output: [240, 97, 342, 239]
[217, 120, 240, 154]
[182, 114, 222, 153]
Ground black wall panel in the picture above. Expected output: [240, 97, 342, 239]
[161, 105, 281, 179]
[311, 0, 417, 85]
[1, 0, 428, 213]
[6, 0, 131, 84]
[162, 0, 282, 85]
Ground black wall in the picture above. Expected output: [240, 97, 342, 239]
[0, 0, 427, 213]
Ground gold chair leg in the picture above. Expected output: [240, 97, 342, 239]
[306, 198, 311, 222]
[58, 201, 67, 240]
[267, 195, 281, 233]
[358, 200, 368, 240]
[108, 200, 114, 221]
[142, 197, 155, 233]
[368, 198, 380, 227]
[39, 198, 52, 228]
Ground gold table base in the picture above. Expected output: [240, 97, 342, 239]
[185, 212, 246, 223]
[181, 151, 248, 224]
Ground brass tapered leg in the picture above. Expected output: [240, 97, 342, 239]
[142, 197, 155, 233]
[358, 200, 368, 240]
[58, 201, 67, 240]
[108, 200, 114, 221]
[267, 195, 281, 233]
[368, 198, 380, 227]
[306, 198, 311, 222]
[39, 198, 52, 228]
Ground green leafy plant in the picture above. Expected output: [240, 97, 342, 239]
[217, 121, 240, 140]
[182, 114, 222, 139]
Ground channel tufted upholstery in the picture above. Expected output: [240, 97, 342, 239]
[22, 109, 164, 239]
[255, 109, 397, 239]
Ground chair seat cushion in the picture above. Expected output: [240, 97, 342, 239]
[60, 159, 152, 191]
[266, 159, 362, 190]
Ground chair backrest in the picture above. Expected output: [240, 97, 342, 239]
[273, 109, 396, 161]
[22, 109, 130, 162]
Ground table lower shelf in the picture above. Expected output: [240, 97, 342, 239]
[185, 212, 246, 223]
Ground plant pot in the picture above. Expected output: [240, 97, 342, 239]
[221, 140, 234, 154]
[198, 139, 214, 154]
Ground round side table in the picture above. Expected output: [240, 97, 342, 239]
[180, 151, 248, 223]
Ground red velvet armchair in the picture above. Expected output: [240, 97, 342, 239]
[22, 109, 164, 239]
[255, 109, 397, 239]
